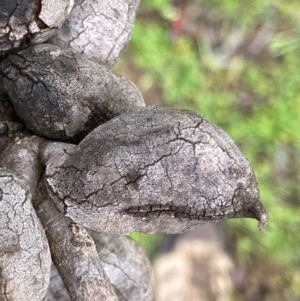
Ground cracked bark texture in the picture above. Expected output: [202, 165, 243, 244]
[39, 138, 154, 301]
[0, 0, 73, 55]
[50, 0, 141, 68]
[47, 233, 154, 301]
[0, 136, 51, 301]
[89, 231, 154, 301]
[35, 181, 119, 301]
[45, 106, 267, 234]
[0, 135, 42, 192]
[0, 170, 51, 301]
[0, 43, 145, 142]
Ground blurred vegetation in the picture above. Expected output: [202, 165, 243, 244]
[116, 0, 300, 299]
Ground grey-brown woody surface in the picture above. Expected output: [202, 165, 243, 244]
[47, 232, 154, 301]
[35, 180, 119, 301]
[90, 231, 154, 301]
[51, 0, 141, 67]
[0, 0, 267, 300]
[45, 106, 267, 234]
[0, 136, 51, 301]
[0, 169, 51, 301]
[0, 43, 144, 141]
[0, 0, 73, 55]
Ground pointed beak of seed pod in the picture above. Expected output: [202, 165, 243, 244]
[254, 202, 267, 230]
[258, 209, 268, 231]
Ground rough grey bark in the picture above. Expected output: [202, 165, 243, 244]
[0, 171, 51, 301]
[90, 231, 154, 301]
[0, 136, 51, 301]
[45, 106, 267, 234]
[0, 43, 145, 142]
[50, 0, 141, 67]
[30, 0, 74, 44]
[40, 142, 154, 301]
[35, 181, 119, 301]
[47, 233, 154, 301]
[0, 0, 37, 54]
[0, 0, 73, 55]
[0, 135, 42, 192]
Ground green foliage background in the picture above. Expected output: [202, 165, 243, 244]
[117, 0, 300, 299]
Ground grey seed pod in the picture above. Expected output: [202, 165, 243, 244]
[0, 43, 145, 142]
[0, 0, 73, 55]
[45, 106, 267, 234]
[50, 0, 141, 67]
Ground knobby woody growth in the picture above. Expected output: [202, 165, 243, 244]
[0, 1, 267, 300]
